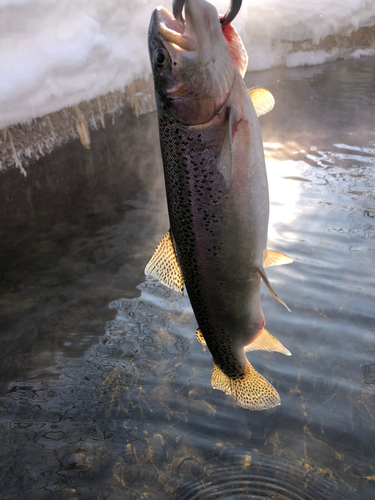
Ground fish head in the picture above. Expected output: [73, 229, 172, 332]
[148, 0, 237, 125]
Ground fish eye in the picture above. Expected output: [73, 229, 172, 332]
[154, 48, 170, 69]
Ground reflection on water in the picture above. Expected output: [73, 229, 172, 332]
[0, 111, 167, 390]
[1, 56, 375, 498]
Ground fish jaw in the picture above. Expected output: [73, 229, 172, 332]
[149, 7, 196, 52]
[148, 0, 235, 125]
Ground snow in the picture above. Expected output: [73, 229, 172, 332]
[0, 0, 374, 128]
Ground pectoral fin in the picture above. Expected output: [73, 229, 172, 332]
[248, 87, 275, 117]
[258, 267, 291, 312]
[263, 249, 293, 268]
[217, 106, 234, 188]
[245, 328, 291, 356]
[211, 361, 280, 410]
[196, 328, 206, 345]
[145, 231, 184, 295]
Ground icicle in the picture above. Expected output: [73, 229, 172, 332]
[110, 92, 116, 125]
[90, 110, 98, 130]
[47, 116, 56, 139]
[125, 76, 156, 117]
[96, 96, 105, 129]
[7, 128, 27, 176]
[74, 105, 91, 150]
[105, 94, 111, 115]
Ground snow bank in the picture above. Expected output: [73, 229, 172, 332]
[0, 0, 374, 128]
[236, 0, 375, 70]
[0, 0, 161, 128]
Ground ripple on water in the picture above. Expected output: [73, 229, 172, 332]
[174, 454, 355, 500]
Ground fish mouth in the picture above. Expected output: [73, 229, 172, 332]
[149, 6, 197, 52]
[150, 0, 243, 54]
[149, 0, 241, 123]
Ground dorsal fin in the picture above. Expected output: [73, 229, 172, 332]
[221, 23, 248, 78]
[145, 230, 184, 295]
[196, 328, 206, 345]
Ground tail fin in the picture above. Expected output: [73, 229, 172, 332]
[212, 361, 280, 411]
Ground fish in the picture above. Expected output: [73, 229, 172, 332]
[146, 0, 293, 410]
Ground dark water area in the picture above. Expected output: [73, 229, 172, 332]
[0, 56, 375, 499]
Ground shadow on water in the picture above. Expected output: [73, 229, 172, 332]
[0, 111, 168, 388]
[1, 56, 375, 499]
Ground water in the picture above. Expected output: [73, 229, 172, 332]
[0, 56, 375, 499]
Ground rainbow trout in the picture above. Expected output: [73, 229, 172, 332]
[146, 0, 293, 410]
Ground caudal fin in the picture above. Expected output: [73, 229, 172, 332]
[211, 361, 280, 411]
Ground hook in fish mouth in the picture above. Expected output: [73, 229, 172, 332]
[220, 0, 242, 26]
[173, 0, 186, 28]
[172, 0, 242, 28]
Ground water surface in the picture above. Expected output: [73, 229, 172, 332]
[0, 56, 375, 499]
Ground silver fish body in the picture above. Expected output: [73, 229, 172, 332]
[147, 0, 292, 410]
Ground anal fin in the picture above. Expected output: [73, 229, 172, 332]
[245, 328, 291, 356]
[263, 249, 293, 268]
[211, 361, 280, 411]
[258, 267, 291, 312]
[145, 231, 184, 295]
[196, 328, 206, 345]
